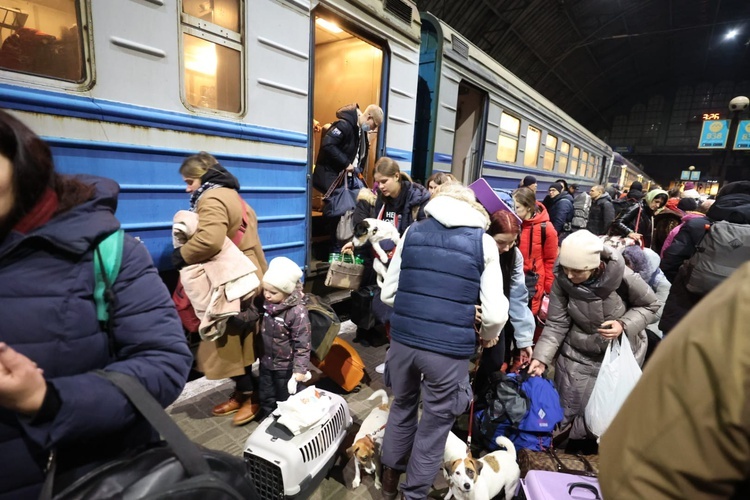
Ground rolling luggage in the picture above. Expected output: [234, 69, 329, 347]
[519, 470, 601, 500]
[311, 337, 367, 392]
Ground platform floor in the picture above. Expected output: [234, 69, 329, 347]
[166, 321, 451, 499]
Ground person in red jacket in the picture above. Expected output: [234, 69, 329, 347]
[513, 187, 559, 322]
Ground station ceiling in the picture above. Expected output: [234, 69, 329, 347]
[415, 0, 750, 132]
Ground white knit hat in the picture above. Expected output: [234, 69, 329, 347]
[263, 257, 303, 295]
[559, 230, 604, 270]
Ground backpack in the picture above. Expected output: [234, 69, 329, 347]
[611, 198, 632, 219]
[476, 372, 564, 452]
[301, 293, 341, 362]
[684, 221, 750, 295]
[93, 229, 125, 357]
[571, 193, 591, 230]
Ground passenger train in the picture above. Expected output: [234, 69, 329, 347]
[0, 0, 621, 275]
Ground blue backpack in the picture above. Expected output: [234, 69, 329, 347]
[476, 373, 564, 452]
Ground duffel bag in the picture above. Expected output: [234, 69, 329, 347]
[42, 371, 260, 500]
[517, 447, 598, 479]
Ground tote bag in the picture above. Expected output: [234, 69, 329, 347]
[322, 170, 358, 218]
[585, 336, 642, 438]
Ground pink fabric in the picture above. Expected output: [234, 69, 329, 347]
[660, 212, 704, 258]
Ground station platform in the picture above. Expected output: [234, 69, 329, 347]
[166, 321, 451, 499]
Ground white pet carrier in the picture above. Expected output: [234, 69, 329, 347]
[243, 389, 351, 499]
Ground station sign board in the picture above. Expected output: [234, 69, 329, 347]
[698, 120, 730, 149]
[734, 120, 750, 150]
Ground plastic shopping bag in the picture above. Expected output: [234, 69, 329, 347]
[585, 336, 642, 438]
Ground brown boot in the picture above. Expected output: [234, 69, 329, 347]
[212, 391, 247, 416]
[232, 398, 261, 426]
[381, 466, 401, 500]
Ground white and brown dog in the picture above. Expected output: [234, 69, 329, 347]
[351, 218, 400, 286]
[346, 389, 390, 489]
[443, 436, 520, 500]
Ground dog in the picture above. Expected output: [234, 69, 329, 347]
[346, 389, 390, 489]
[351, 218, 401, 286]
[443, 436, 520, 500]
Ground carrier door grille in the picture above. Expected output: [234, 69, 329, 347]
[385, 0, 412, 25]
[452, 35, 469, 59]
[245, 454, 284, 499]
[300, 405, 346, 462]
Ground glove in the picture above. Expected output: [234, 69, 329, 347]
[287, 371, 311, 395]
[171, 248, 188, 270]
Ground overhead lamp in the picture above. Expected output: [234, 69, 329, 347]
[316, 18, 343, 34]
[725, 29, 739, 40]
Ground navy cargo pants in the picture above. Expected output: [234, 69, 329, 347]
[380, 340, 472, 499]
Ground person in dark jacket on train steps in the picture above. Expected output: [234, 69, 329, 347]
[0, 110, 192, 499]
[587, 184, 615, 236]
[546, 182, 574, 240]
[378, 183, 508, 500]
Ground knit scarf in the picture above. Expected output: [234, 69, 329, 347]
[188, 182, 220, 211]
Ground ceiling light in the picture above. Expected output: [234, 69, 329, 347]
[316, 18, 343, 34]
[725, 29, 739, 40]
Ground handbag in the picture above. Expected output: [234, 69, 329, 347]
[172, 278, 201, 333]
[603, 204, 644, 249]
[325, 253, 364, 290]
[517, 447, 599, 478]
[322, 170, 358, 218]
[336, 209, 355, 241]
[41, 371, 259, 499]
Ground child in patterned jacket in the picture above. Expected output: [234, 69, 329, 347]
[259, 257, 312, 418]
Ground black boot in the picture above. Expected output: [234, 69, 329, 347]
[381, 466, 401, 500]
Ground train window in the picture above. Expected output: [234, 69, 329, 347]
[558, 141, 570, 174]
[497, 112, 520, 163]
[180, 0, 243, 113]
[524, 126, 541, 167]
[580, 151, 588, 176]
[543, 134, 557, 171]
[0, 1, 86, 82]
[570, 147, 580, 175]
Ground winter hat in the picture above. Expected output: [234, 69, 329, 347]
[629, 181, 643, 192]
[521, 175, 537, 187]
[559, 230, 603, 270]
[263, 256, 303, 295]
[549, 182, 563, 193]
[677, 197, 698, 213]
[683, 181, 695, 190]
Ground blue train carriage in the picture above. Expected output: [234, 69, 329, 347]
[411, 12, 613, 197]
[610, 152, 655, 192]
[309, 0, 421, 269]
[0, 0, 421, 278]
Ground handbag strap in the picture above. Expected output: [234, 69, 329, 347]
[230, 193, 250, 247]
[40, 371, 210, 499]
[323, 170, 348, 200]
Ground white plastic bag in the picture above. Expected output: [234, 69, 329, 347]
[585, 336, 642, 438]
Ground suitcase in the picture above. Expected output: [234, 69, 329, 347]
[350, 285, 377, 330]
[311, 337, 367, 392]
[519, 470, 601, 500]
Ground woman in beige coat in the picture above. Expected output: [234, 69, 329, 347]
[528, 230, 659, 449]
[173, 151, 267, 425]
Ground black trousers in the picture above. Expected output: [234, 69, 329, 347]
[258, 365, 293, 417]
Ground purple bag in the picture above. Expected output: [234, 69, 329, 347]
[468, 178, 522, 224]
[521, 471, 601, 500]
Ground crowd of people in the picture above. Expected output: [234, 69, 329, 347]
[2, 104, 750, 499]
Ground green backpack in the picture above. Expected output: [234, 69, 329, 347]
[93, 229, 125, 356]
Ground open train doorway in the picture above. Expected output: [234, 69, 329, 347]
[451, 80, 488, 184]
[309, 11, 383, 279]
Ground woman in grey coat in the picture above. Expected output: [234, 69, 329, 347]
[528, 230, 660, 442]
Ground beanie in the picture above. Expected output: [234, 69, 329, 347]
[263, 256, 303, 295]
[522, 175, 537, 187]
[559, 230, 603, 271]
[629, 181, 643, 192]
[683, 181, 695, 190]
[550, 182, 563, 193]
[676, 197, 698, 212]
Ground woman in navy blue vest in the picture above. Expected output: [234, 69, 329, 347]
[378, 183, 508, 499]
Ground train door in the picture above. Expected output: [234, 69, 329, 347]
[309, 11, 384, 274]
[451, 80, 488, 185]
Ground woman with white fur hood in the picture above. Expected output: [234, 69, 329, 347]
[378, 183, 508, 500]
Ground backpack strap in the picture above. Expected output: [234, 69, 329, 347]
[541, 222, 547, 247]
[230, 193, 250, 247]
[94, 229, 125, 357]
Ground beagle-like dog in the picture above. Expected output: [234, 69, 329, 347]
[444, 436, 520, 500]
[346, 389, 390, 489]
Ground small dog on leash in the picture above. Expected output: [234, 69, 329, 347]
[346, 389, 391, 489]
[351, 218, 400, 286]
[443, 436, 520, 500]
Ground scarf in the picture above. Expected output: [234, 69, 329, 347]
[13, 188, 59, 234]
[189, 182, 220, 211]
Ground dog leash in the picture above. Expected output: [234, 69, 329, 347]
[368, 423, 386, 439]
[467, 324, 484, 449]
